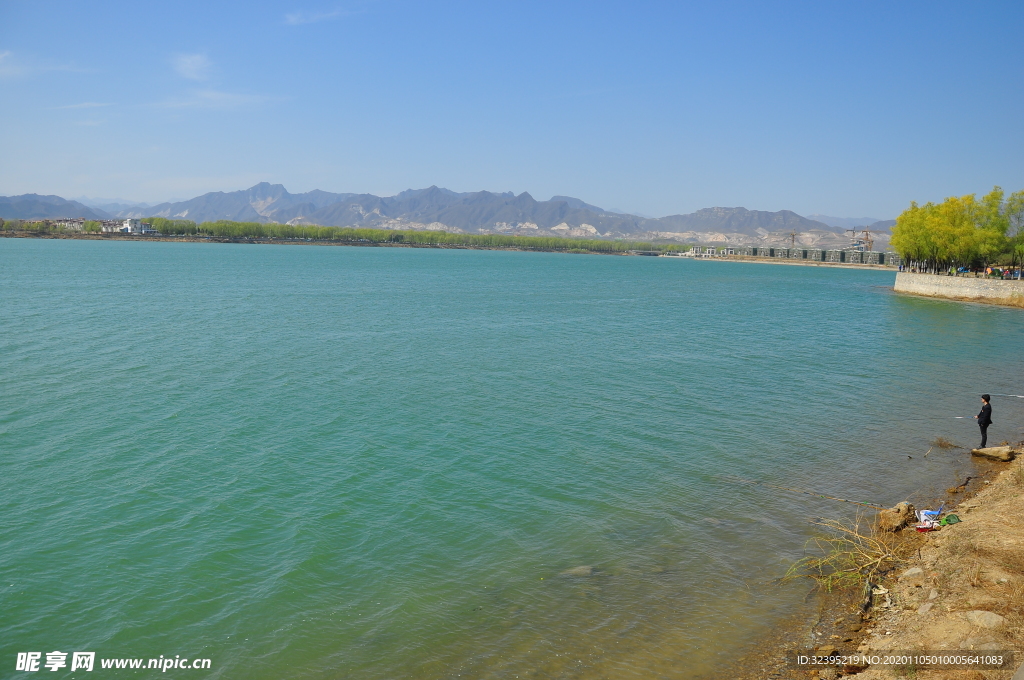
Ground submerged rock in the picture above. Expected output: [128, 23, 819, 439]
[560, 565, 594, 577]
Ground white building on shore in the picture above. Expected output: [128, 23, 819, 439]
[101, 218, 156, 234]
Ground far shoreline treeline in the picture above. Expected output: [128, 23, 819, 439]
[0, 217, 688, 254]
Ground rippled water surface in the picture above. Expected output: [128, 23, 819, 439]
[3, 239, 1023, 679]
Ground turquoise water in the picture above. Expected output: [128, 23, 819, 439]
[3, 239, 1023, 679]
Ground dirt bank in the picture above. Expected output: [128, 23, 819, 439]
[847, 453, 1024, 680]
[724, 450, 1023, 680]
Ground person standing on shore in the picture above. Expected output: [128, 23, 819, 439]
[974, 394, 993, 448]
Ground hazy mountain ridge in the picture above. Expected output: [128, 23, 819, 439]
[656, 207, 832, 234]
[807, 214, 879, 229]
[136, 183, 356, 223]
[0, 183, 889, 247]
[0, 194, 110, 220]
[89, 202, 151, 215]
[808, 214, 896, 233]
[73, 197, 154, 214]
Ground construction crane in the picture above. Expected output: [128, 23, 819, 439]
[846, 229, 888, 252]
[786, 231, 797, 248]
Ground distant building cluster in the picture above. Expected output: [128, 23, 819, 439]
[679, 245, 900, 266]
[46, 218, 158, 234]
[102, 218, 157, 234]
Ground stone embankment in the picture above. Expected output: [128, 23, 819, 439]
[894, 272, 1024, 308]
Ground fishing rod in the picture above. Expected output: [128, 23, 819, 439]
[865, 394, 1022, 425]
[720, 475, 888, 510]
[897, 416, 973, 422]
[877, 398, 1023, 422]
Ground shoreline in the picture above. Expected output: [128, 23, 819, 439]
[0, 230, 583, 251]
[0, 231, 901, 271]
[894, 290, 1024, 310]
[894, 271, 1024, 310]
[682, 254, 896, 271]
[727, 447, 1023, 679]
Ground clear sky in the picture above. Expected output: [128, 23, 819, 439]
[1, 1, 1022, 218]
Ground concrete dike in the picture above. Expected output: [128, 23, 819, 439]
[894, 272, 1024, 308]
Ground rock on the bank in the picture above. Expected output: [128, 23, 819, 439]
[965, 610, 1006, 629]
[970, 446, 1017, 462]
[878, 502, 916, 532]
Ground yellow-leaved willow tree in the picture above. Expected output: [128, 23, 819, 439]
[891, 187, 1024, 274]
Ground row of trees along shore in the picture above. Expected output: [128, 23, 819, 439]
[890, 187, 1024, 275]
[1, 216, 687, 254]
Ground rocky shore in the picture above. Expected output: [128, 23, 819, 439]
[726, 446, 1023, 680]
[845, 449, 1023, 680]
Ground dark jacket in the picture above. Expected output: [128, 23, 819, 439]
[977, 403, 992, 427]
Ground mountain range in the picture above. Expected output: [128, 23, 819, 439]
[71, 197, 154, 215]
[0, 194, 108, 221]
[807, 214, 897, 232]
[0, 183, 894, 247]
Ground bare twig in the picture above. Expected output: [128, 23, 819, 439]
[783, 516, 915, 592]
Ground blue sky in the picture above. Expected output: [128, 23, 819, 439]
[1, 1, 1022, 218]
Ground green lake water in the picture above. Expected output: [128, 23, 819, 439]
[3, 239, 1023, 679]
